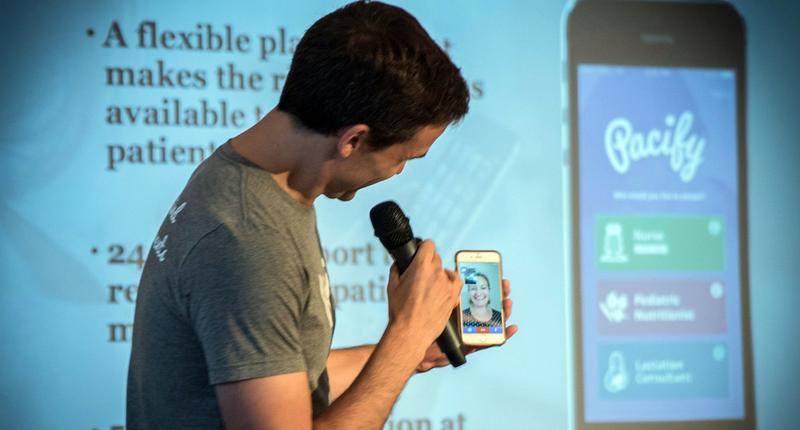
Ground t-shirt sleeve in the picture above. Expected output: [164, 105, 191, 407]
[179, 223, 308, 385]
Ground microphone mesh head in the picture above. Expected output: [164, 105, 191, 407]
[370, 201, 413, 250]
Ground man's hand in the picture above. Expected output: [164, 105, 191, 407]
[415, 278, 518, 373]
[385, 240, 463, 359]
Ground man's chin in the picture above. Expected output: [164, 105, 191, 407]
[337, 190, 357, 201]
[324, 190, 357, 201]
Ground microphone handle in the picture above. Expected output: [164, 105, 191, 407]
[388, 239, 421, 274]
[388, 238, 466, 367]
[437, 315, 465, 366]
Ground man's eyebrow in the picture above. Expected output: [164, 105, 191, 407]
[408, 152, 428, 160]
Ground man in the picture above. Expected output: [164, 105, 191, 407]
[127, 1, 516, 429]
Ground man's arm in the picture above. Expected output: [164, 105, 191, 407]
[315, 323, 425, 429]
[216, 372, 313, 429]
[216, 324, 423, 430]
[305, 278, 522, 405]
[326, 345, 375, 402]
[216, 240, 461, 430]
[217, 287, 518, 430]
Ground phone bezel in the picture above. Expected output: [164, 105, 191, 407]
[565, 1, 754, 430]
[455, 250, 506, 346]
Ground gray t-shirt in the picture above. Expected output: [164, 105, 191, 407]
[127, 142, 335, 429]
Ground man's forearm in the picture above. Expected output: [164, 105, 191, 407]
[315, 325, 424, 430]
[326, 345, 375, 402]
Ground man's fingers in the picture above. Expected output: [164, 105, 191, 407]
[388, 263, 399, 284]
[462, 344, 485, 355]
[416, 239, 436, 261]
[445, 268, 462, 286]
[445, 269, 463, 302]
[503, 298, 513, 319]
[505, 324, 519, 340]
[501, 279, 512, 318]
[433, 251, 442, 270]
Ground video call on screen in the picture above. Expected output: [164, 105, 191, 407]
[459, 262, 503, 333]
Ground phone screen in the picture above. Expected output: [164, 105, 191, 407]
[577, 65, 744, 422]
[459, 262, 504, 334]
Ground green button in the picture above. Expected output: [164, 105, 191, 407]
[596, 215, 724, 271]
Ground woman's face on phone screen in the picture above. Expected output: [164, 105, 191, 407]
[469, 277, 490, 307]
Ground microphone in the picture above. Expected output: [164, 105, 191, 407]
[370, 200, 466, 367]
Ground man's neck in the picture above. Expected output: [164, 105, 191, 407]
[229, 109, 333, 207]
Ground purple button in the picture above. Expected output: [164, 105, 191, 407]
[597, 279, 727, 335]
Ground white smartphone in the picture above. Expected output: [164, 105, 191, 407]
[455, 250, 506, 346]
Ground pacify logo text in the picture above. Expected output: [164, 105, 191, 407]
[604, 111, 705, 183]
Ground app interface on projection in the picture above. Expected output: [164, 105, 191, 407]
[577, 65, 744, 422]
[460, 263, 503, 333]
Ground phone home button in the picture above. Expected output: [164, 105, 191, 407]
[479, 334, 488, 342]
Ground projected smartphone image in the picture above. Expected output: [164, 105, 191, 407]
[565, 2, 754, 430]
[456, 251, 505, 346]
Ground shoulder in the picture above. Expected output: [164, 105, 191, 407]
[179, 221, 305, 293]
[184, 221, 292, 263]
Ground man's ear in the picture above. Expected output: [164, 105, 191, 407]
[336, 124, 370, 159]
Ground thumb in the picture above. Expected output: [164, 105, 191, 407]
[387, 263, 400, 291]
[445, 269, 463, 297]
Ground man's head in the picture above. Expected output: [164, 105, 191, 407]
[321, 122, 446, 201]
[278, 0, 470, 150]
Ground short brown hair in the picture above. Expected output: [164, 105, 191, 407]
[278, 1, 470, 148]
